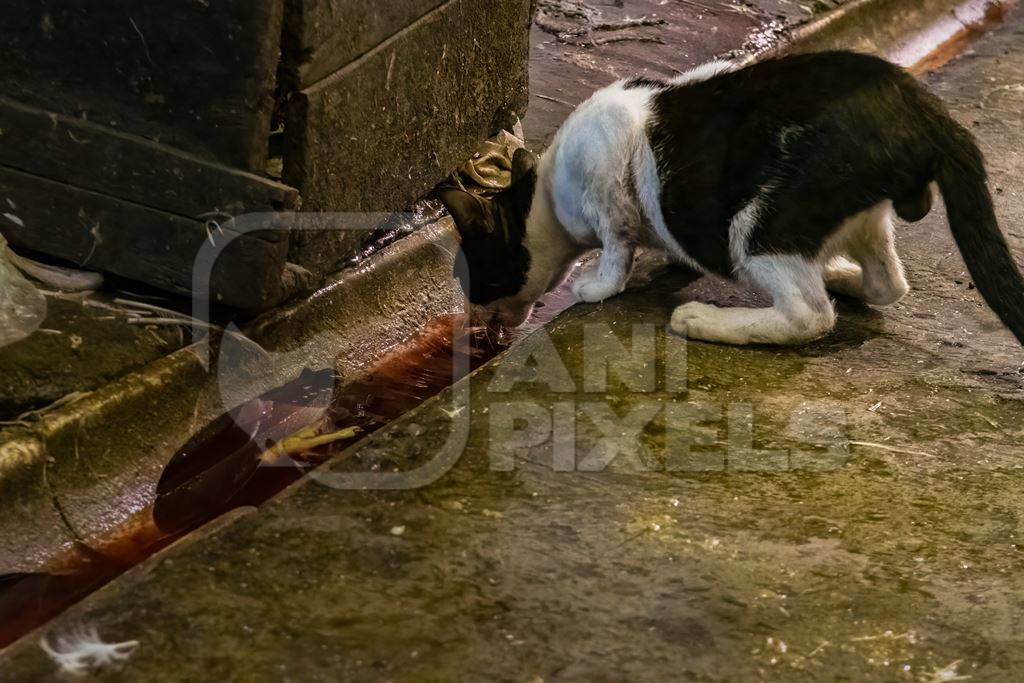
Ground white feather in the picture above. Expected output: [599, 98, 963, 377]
[39, 626, 139, 677]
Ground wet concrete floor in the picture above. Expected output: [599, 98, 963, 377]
[3, 6, 1024, 682]
[523, 0, 852, 149]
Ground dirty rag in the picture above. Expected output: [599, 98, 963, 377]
[454, 123, 526, 193]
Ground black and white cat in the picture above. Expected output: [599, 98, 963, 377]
[439, 51, 1024, 346]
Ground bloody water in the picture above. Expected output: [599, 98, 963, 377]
[0, 284, 576, 648]
[0, 511, 171, 648]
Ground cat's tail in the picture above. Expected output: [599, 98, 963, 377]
[935, 127, 1024, 346]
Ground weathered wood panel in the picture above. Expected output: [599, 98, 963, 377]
[0, 167, 290, 311]
[0, 97, 299, 220]
[0, 0, 284, 172]
[282, 0, 447, 88]
[283, 0, 532, 275]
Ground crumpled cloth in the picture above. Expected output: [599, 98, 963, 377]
[454, 121, 526, 192]
[0, 233, 46, 348]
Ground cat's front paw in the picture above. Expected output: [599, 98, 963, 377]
[670, 301, 719, 340]
[572, 274, 623, 303]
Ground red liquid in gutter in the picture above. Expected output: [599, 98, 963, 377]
[0, 286, 576, 648]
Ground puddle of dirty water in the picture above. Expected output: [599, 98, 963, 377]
[0, 279, 578, 649]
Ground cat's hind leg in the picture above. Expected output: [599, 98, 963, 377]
[825, 205, 909, 306]
[823, 255, 868, 299]
[671, 255, 836, 345]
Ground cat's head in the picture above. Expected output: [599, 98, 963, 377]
[439, 148, 540, 328]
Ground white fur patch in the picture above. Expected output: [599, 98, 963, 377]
[545, 81, 655, 241]
[669, 59, 737, 86]
[740, 254, 832, 322]
[727, 192, 767, 270]
[541, 80, 706, 273]
[518, 83, 658, 305]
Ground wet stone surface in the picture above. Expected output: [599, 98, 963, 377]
[524, 0, 854, 149]
[3, 5, 1024, 682]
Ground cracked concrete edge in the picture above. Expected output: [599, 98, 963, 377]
[0, 0, 1007, 573]
[0, 341, 209, 572]
[0, 434, 77, 572]
[245, 218, 463, 382]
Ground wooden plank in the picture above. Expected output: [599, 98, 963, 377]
[282, 0, 447, 88]
[0, 97, 299, 220]
[0, 0, 284, 172]
[284, 0, 532, 213]
[282, 0, 533, 276]
[0, 167, 289, 311]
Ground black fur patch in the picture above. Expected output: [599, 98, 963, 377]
[438, 156, 537, 305]
[893, 185, 933, 222]
[642, 51, 949, 274]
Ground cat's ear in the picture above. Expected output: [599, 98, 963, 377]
[511, 147, 538, 185]
[438, 188, 489, 238]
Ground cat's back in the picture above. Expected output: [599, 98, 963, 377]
[648, 51, 916, 125]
